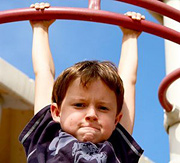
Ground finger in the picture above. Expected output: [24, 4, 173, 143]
[45, 3, 50, 8]
[125, 11, 132, 17]
[40, 2, 45, 10]
[137, 13, 146, 20]
[131, 12, 137, 20]
[136, 13, 142, 20]
[34, 3, 40, 10]
[141, 15, 145, 20]
[30, 4, 35, 8]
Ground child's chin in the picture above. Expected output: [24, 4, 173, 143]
[80, 133, 99, 143]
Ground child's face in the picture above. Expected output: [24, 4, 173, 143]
[51, 78, 122, 144]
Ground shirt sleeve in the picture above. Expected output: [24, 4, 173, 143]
[19, 105, 55, 157]
[108, 123, 144, 162]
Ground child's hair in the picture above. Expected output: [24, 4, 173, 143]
[52, 60, 124, 115]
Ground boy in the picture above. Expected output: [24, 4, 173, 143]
[20, 3, 145, 162]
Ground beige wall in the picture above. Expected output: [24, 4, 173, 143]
[0, 108, 33, 163]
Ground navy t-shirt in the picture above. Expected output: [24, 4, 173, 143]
[19, 105, 143, 163]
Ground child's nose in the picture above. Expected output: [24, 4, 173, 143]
[85, 107, 98, 121]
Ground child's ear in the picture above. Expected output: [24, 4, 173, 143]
[115, 112, 123, 126]
[50, 103, 60, 123]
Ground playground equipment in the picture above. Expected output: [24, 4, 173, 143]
[0, 0, 179, 162]
[0, 3, 180, 44]
[156, 0, 180, 162]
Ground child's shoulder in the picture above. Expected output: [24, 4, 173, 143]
[108, 123, 144, 161]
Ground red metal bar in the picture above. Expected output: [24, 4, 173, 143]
[115, 0, 180, 23]
[0, 7, 180, 44]
[158, 69, 180, 112]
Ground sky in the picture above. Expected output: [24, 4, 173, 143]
[0, 0, 171, 162]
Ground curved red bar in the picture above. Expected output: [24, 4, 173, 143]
[158, 69, 180, 112]
[117, 0, 180, 112]
[0, 7, 180, 44]
[116, 0, 180, 23]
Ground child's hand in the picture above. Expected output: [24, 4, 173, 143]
[120, 12, 145, 38]
[125, 11, 145, 21]
[30, 2, 50, 10]
[30, 2, 55, 29]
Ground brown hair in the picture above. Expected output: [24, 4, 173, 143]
[52, 60, 124, 115]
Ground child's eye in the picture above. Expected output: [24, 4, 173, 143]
[74, 103, 85, 108]
[99, 106, 109, 111]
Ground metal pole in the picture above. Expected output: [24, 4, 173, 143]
[116, 0, 180, 22]
[162, 0, 180, 162]
[0, 7, 180, 44]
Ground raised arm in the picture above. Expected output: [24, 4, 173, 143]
[118, 12, 145, 134]
[30, 3, 55, 114]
